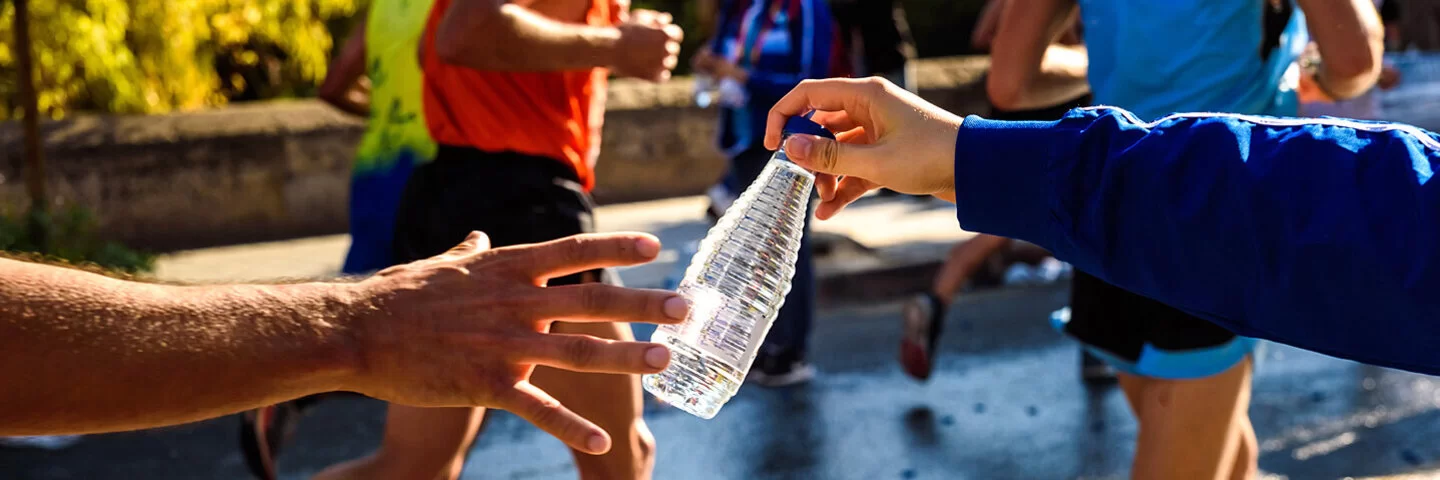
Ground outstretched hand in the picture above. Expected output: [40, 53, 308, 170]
[765, 77, 964, 219]
[348, 232, 688, 455]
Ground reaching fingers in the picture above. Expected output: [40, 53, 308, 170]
[531, 283, 688, 324]
[502, 233, 661, 281]
[629, 9, 667, 26]
[766, 77, 890, 150]
[501, 382, 612, 455]
[816, 177, 878, 220]
[515, 332, 672, 374]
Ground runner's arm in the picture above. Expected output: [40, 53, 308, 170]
[434, 0, 645, 72]
[953, 108, 1440, 375]
[970, 0, 1005, 51]
[1297, 0, 1384, 99]
[985, 0, 1089, 111]
[318, 16, 370, 117]
[0, 258, 357, 434]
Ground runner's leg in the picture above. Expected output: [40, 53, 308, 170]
[1122, 356, 1254, 480]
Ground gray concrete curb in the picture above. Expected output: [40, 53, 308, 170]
[818, 257, 943, 308]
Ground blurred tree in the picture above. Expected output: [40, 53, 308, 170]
[0, 0, 364, 119]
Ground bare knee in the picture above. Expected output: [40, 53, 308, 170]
[570, 420, 656, 480]
[1229, 417, 1258, 480]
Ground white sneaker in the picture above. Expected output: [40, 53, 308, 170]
[0, 435, 83, 450]
[748, 355, 817, 387]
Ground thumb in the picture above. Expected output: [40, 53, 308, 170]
[784, 134, 881, 179]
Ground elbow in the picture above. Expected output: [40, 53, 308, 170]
[1316, 27, 1385, 99]
[1327, 53, 1380, 85]
[986, 77, 1026, 112]
[1322, 54, 1381, 100]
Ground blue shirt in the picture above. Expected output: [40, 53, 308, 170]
[1078, 0, 1309, 120]
[710, 0, 833, 155]
[954, 107, 1440, 375]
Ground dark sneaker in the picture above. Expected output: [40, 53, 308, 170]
[1080, 350, 1118, 384]
[899, 292, 946, 381]
[239, 400, 307, 480]
[748, 349, 817, 387]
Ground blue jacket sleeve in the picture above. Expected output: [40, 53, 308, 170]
[953, 107, 1440, 375]
[744, 0, 833, 100]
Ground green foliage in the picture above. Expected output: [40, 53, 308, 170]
[0, 0, 984, 120]
[0, 0, 365, 119]
[0, 205, 155, 274]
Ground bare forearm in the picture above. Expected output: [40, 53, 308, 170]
[318, 15, 370, 117]
[986, 0, 1086, 111]
[1005, 45, 1090, 111]
[1301, 0, 1384, 99]
[435, 1, 620, 71]
[0, 259, 358, 434]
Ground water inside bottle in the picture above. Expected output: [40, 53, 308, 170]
[643, 152, 814, 419]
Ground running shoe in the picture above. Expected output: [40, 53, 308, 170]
[1080, 350, 1118, 384]
[239, 401, 305, 480]
[899, 292, 946, 381]
[748, 349, 816, 387]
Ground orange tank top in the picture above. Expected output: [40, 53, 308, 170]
[420, 0, 617, 190]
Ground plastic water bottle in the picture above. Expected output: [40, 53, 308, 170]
[715, 77, 749, 107]
[642, 115, 832, 419]
[693, 74, 747, 109]
[693, 74, 717, 108]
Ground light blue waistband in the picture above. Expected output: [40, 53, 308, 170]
[1050, 307, 1255, 379]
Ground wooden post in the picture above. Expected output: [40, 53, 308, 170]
[13, 0, 48, 249]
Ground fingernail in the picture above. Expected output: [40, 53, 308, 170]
[587, 434, 609, 454]
[662, 295, 689, 319]
[786, 135, 816, 159]
[635, 236, 661, 258]
[645, 346, 671, 369]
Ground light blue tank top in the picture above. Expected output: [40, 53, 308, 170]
[1077, 0, 1310, 120]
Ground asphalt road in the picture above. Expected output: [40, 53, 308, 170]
[4, 285, 1439, 479]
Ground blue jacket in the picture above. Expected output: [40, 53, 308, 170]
[955, 107, 1440, 375]
[710, 0, 833, 156]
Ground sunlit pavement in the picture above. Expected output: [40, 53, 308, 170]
[148, 195, 970, 291]
[5, 285, 1439, 479]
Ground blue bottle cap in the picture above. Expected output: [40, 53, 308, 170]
[782, 113, 836, 140]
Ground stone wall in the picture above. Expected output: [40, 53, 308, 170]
[0, 56, 989, 251]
